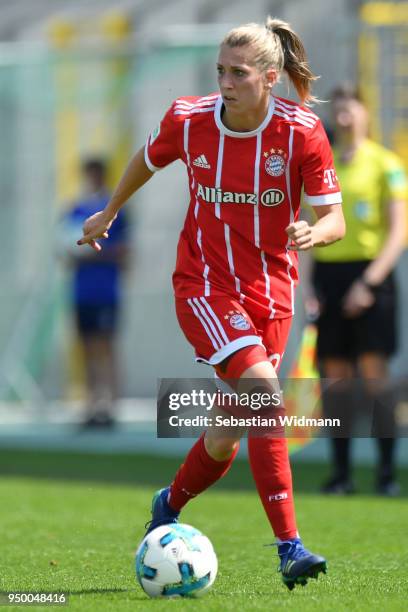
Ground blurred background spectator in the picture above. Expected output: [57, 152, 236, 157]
[60, 158, 130, 428]
[302, 84, 407, 496]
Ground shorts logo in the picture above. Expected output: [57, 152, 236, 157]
[264, 148, 287, 177]
[260, 189, 285, 207]
[224, 310, 250, 331]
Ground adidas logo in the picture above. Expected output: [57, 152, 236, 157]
[193, 154, 211, 169]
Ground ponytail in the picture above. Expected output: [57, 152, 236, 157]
[222, 17, 319, 106]
[265, 17, 319, 106]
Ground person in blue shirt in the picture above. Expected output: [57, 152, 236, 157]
[64, 158, 130, 427]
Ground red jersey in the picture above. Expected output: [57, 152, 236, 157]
[145, 93, 342, 319]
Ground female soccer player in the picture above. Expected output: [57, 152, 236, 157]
[78, 17, 345, 590]
[303, 85, 407, 496]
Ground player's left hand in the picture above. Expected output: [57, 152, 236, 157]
[285, 221, 314, 251]
[342, 280, 375, 318]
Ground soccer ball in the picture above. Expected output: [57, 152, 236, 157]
[135, 523, 218, 598]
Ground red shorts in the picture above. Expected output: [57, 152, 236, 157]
[175, 296, 292, 371]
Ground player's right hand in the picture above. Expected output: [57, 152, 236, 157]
[77, 211, 116, 252]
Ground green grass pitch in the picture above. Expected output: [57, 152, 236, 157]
[0, 449, 407, 611]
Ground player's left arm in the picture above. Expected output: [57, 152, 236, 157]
[288, 120, 345, 251]
[286, 204, 345, 251]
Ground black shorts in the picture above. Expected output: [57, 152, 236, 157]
[313, 261, 397, 359]
[75, 303, 118, 336]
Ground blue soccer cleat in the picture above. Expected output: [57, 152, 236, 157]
[277, 538, 327, 590]
[144, 487, 180, 535]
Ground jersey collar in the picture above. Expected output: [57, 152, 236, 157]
[214, 95, 275, 138]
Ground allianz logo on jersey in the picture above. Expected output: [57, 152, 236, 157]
[196, 183, 284, 206]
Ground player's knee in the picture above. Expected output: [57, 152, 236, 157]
[216, 344, 270, 381]
[204, 436, 239, 461]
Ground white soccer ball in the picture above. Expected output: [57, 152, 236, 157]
[135, 523, 218, 598]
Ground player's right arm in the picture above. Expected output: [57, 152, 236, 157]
[77, 147, 153, 251]
[78, 101, 183, 251]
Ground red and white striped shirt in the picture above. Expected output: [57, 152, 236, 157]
[145, 93, 342, 319]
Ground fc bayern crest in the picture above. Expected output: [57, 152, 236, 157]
[264, 148, 287, 177]
[224, 310, 250, 331]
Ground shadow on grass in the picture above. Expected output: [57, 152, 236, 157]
[0, 448, 406, 496]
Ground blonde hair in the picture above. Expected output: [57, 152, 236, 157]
[222, 16, 319, 106]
